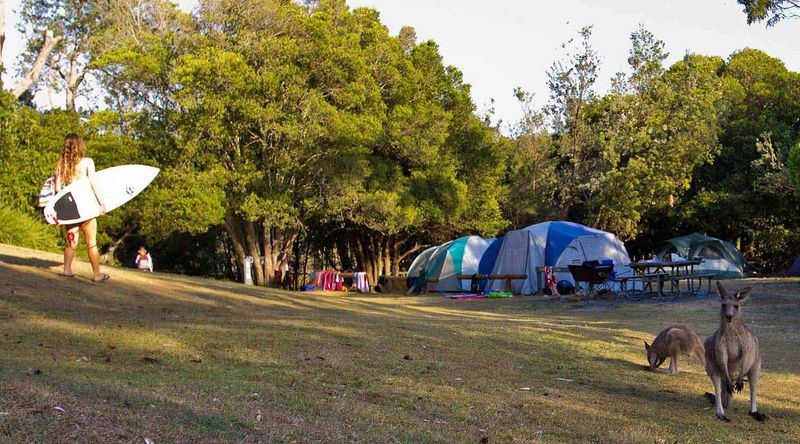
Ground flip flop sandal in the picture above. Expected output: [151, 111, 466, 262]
[61, 273, 76, 278]
[92, 273, 111, 283]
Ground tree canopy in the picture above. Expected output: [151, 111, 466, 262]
[737, 0, 800, 26]
[3, 1, 799, 283]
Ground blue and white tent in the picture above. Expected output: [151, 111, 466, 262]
[486, 221, 634, 294]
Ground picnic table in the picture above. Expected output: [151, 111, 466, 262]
[626, 260, 713, 298]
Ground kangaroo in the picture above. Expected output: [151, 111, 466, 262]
[644, 325, 705, 375]
[704, 281, 766, 422]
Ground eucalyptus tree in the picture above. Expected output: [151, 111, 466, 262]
[737, 0, 800, 26]
[16, 0, 101, 110]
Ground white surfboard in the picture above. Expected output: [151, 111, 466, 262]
[43, 165, 159, 225]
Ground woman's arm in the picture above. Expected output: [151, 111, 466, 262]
[85, 158, 106, 214]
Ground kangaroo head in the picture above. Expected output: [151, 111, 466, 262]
[716, 281, 752, 324]
[643, 341, 664, 369]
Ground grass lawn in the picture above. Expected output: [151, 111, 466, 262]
[1, 243, 799, 443]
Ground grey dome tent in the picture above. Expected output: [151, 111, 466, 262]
[656, 233, 748, 279]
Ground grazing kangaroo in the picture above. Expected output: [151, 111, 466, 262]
[644, 325, 705, 374]
[704, 281, 766, 422]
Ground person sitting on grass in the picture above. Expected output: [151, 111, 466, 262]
[135, 246, 154, 272]
[55, 133, 109, 283]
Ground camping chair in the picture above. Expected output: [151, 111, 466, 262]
[568, 261, 615, 299]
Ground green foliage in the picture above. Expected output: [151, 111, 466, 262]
[138, 168, 227, 241]
[9, 1, 800, 277]
[0, 92, 82, 214]
[0, 205, 61, 252]
[789, 141, 800, 191]
[737, 0, 800, 26]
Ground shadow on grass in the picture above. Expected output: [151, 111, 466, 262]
[0, 253, 61, 269]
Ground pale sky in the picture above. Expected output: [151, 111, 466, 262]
[3, 0, 798, 130]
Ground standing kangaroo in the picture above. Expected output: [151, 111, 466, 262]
[704, 281, 766, 422]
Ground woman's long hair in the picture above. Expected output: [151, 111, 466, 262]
[55, 133, 86, 185]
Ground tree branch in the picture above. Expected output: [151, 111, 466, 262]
[13, 30, 63, 98]
[0, 0, 6, 67]
[397, 243, 425, 262]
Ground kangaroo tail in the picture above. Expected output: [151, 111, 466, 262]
[704, 392, 716, 404]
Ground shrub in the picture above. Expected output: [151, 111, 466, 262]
[0, 205, 61, 252]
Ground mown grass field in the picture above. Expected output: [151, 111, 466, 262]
[1, 243, 799, 443]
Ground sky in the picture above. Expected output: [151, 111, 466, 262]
[3, 0, 798, 130]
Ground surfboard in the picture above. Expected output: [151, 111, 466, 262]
[43, 165, 160, 225]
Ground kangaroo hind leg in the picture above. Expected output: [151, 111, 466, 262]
[710, 374, 729, 421]
[748, 364, 767, 422]
[669, 354, 679, 375]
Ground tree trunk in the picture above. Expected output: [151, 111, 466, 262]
[224, 218, 248, 282]
[262, 225, 297, 287]
[336, 236, 352, 270]
[383, 237, 391, 276]
[391, 238, 402, 276]
[371, 235, 382, 289]
[102, 227, 134, 265]
[263, 226, 276, 286]
[13, 30, 62, 98]
[244, 221, 264, 286]
[65, 85, 76, 112]
[0, 0, 5, 79]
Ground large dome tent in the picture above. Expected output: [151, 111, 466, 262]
[421, 236, 491, 292]
[656, 233, 748, 279]
[406, 245, 438, 281]
[486, 221, 634, 294]
[478, 237, 503, 275]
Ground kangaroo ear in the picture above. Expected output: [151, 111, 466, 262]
[736, 287, 752, 302]
[644, 341, 650, 350]
[715, 281, 728, 300]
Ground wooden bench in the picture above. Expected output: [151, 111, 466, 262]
[457, 274, 527, 293]
[613, 272, 669, 295]
[664, 272, 717, 295]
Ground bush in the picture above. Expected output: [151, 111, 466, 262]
[0, 206, 61, 252]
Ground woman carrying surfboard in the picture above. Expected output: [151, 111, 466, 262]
[54, 134, 110, 282]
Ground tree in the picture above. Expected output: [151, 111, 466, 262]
[661, 48, 800, 272]
[544, 26, 601, 220]
[17, 0, 101, 110]
[626, 24, 668, 93]
[737, 0, 800, 26]
[504, 88, 556, 228]
[10, 31, 63, 99]
[1, 0, 5, 81]
[92, 0, 506, 286]
[533, 27, 723, 238]
[788, 141, 800, 191]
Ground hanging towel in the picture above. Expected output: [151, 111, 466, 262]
[335, 273, 344, 291]
[353, 272, 370, 293]
[315, 270, 325, 288]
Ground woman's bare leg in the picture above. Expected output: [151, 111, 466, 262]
[63, 226, 80, 276]
[80, 219, 105, 280]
